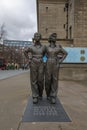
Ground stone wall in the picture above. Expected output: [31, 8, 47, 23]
[59, 64, 87, 80]
[37, 0, 87, 47]
[74, 0, 87, 47]
[68, 0, 74, 39]
[37, 0, 67, 39]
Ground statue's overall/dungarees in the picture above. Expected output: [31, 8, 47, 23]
[24, 33, 45, 104]
[45, 33, 68, 104]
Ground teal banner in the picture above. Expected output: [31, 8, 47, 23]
[63, 47, 87, 63]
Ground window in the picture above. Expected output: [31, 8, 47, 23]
[45, 28, 48, 33]
[63, 24, 66, 29]
[69, 26, 72, 39]
[70, 3, 72, 11]
[64, 7, 66, 12]
[46, 7, 48, 12]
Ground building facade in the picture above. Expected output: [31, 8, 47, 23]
[37, 0, 87, 47]
[36, 0, 87, 80]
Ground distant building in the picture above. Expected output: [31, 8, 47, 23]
[0, 40, 32, 66]
[3, 40, 32, 47]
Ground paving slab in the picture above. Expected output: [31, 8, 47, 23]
[19, 80, 87, 130]
[22, 97, 71, 122]
[0, 72, 87, 130]
[0, 70, 29, 80]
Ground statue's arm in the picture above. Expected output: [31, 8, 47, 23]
[24, 47, 32, 59]
[24, 50, 28, 59]
[59, 47, 68, 63]
[44, 45, 48, 57]
[57, 45, 68, 64]
[42, 45, 45, 56]
[24, 47, 33, 67]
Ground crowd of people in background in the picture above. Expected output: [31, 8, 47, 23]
[0, 63, 29, 70]
[6, 63, 19, 70]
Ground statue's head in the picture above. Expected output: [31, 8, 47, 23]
[48, 33, 57, 43]
[34, 32, 42, 42]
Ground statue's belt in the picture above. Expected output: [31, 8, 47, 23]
[47, 57, 57, 60]
[32, 57, 43, 63]
[32, 55, 42, 58]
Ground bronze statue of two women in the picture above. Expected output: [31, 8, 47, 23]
[24, 32, 68, 104]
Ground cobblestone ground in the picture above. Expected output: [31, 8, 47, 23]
[0, 71, 87, 130]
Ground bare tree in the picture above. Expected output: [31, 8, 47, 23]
[0, 23, 7, 40]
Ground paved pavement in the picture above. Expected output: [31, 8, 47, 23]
[0, 71, 87, 130]
[0, 69, 29, 80]
[0, 71, 30, 130]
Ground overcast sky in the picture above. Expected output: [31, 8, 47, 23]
[0, 0, 37, 41]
